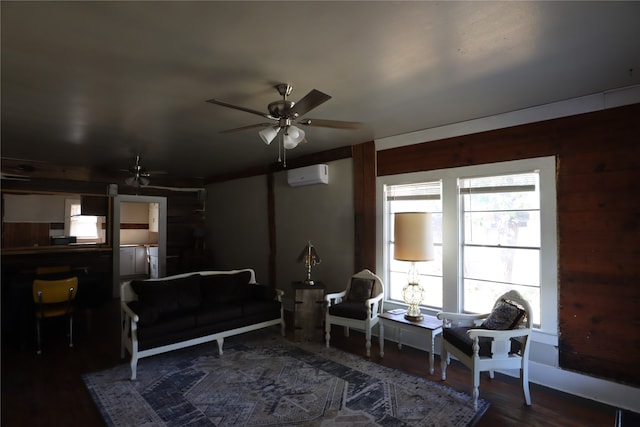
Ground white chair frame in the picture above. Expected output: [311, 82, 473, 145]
[324, 269, 384, 357]
[437, 290, 533, 411]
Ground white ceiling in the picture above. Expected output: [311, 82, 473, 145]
[2, 1, 639, 181]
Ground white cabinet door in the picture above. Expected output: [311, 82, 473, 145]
[120, 246, 148, 276]
[120, 247, 135, 276]
[134, 246, 148, 275]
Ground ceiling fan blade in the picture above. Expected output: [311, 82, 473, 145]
[206, 99, 271, 119]
[220, 123, 274, 134]
[298, 118, 362, 129]
[290, 89, 331, 117]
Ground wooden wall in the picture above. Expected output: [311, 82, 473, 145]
[375, 103, 640, 387]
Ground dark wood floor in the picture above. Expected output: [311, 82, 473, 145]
[1, 300, 616, 426]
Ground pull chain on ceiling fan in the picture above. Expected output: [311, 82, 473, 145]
[206, 83, 361, 165]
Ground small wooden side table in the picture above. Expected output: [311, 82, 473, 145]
[292, 281, 325, 342]
[379, 311, 443, 375]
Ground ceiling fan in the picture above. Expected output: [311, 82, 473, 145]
[123, 155, 155, 187]
[121, 155, 205, 194]
[206, 83, 360, 164]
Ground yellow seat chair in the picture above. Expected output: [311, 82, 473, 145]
[32, 277, 78, 355]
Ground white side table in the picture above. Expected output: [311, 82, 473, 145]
[379, 311, 443, 375]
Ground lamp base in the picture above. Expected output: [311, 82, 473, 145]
[404, 313, 424, 322]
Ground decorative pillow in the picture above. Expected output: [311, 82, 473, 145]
[481, 298, 526, 330]
[131, 274, 202, 315]
[347, 277, 375, 302]
[175, 274, 202, 310]
[200, 271, 253, 304]
[131, 279, 180, 314]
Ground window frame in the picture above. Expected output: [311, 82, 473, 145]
[376, 156, 558, 345]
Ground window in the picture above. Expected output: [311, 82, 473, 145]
[461, 172, 541, 325]
[378, 157, 557, 341]
[387, 181, 443, 308]
[65, 199, 101, 242]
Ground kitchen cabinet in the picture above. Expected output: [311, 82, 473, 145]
[81, 196, 108, 216]
[120, 246, 148, 277]
[148, 203, 159, 232]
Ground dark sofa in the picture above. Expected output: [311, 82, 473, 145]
[120, 269, 284, 379]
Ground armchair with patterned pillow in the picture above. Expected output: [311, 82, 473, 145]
[324, 269, 384, 357]
[437, 290, 533, 411]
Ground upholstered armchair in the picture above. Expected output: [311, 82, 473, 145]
[437, 290, 533, 411]
[324, 269, 384, 357]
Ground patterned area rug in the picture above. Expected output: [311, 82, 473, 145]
[84, 333, 489, 426]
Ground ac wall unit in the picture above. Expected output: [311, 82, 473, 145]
[287, 164, 329, 187]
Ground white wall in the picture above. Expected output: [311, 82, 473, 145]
[119, 201, 155, 245]
[205, 174, 271, 283]
[274, 158, 354, 300]
[204, 158, 354, 300]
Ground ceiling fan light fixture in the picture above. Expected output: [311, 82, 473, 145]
[283, 125, 305, 149]
[259, 126, 281, 145]
[125, 175, 150, 187]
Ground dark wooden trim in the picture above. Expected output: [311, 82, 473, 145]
[352, 141, 377, 273]
[119, 223, 149, 230]
[267, 172, 276, 288]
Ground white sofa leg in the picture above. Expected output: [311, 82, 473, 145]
[216, 338, 224, 355]
[325, 322, 331, 348]
[130, 355, 138, 380]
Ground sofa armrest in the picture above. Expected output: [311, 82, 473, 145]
[121, 301, 140, 323]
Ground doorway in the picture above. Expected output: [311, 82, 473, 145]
[112, 195, 167, 298]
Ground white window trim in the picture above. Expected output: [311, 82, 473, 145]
[376, 156, 558, 345]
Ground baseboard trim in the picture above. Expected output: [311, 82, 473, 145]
[375, 328, 639, 412]
[526, 361, 640, 413]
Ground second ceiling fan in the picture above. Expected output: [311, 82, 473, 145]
[206, 84, 360, 163]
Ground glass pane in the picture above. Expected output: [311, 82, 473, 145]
[69, 203, 99, 238]
[387, 181, 443, 311]
[463, 246, 540, 286]
[464, 210, 540, 247]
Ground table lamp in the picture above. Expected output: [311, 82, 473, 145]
[394, 212, 434, 321]
[297, 240, 321, 285]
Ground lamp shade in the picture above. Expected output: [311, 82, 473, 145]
[259, 126, 280, 145]
[283, 125, 305, 149]
[394, 212, 434, 261]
